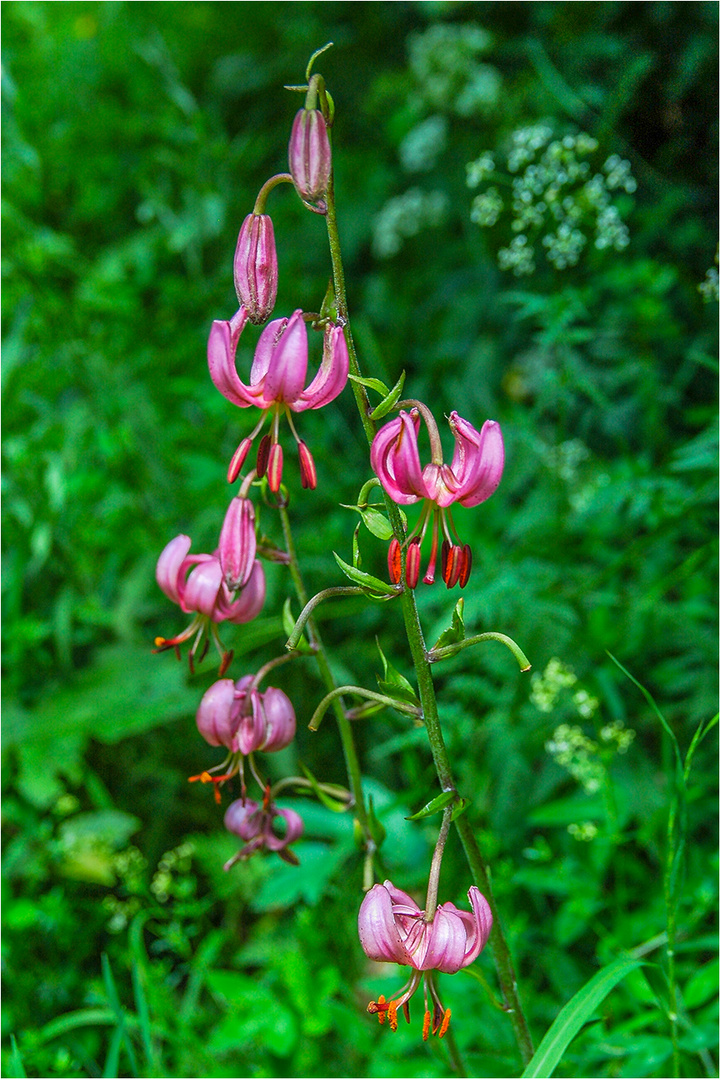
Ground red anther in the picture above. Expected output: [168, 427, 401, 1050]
[440, 539, 450, 580]
[438, 1008, 451, 1038]
[298, 440, 317, 489]
[422, 1009, 431, 1042]
[443, 544, 463, 589]
[227, 437, 252, 483]
[267, 442, 284, 493]
[405, 537, 422, 589]
[387, 538, 402, 584]
[219, 649, 234, 677]
[401, 1001, 411, 1024]
[256, 433, 271, 478]
[458, 543, 472, 588]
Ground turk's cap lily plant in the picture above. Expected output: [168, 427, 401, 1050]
[358, 879, 492, 1039]
[371, 406, 504, 588]
[154, 534, 265, 673]
[224, 794, 304, 868]
[208, 307, 349, 491]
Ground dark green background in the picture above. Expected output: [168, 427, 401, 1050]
[3, 3, 718, 1077]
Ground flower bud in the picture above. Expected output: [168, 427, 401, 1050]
[218, 496, 257, 592]
[288, 109, 331, 203]
[234, 213, 278, 324]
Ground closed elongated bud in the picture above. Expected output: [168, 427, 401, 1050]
[234, 213, 278, 324]
[218, 496, 257, 592]
[288, 109, 331, 203]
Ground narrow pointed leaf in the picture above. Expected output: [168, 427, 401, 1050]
[406, 790, 457, 820]
[370, 370, 406, 420]
[521, 956, 647, 1078]
[332, 551, 394, 595]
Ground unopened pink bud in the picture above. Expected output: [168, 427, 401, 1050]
[288, 109, 331, 203]
[234, 213, 278, 324]
[219, 497, 257, 592]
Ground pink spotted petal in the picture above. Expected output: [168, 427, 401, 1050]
[236, 690, 266, 755]
[358, 882, 417, 967]
[262, 806, 304, 851]
[207, 312, 263, 409]
[370, 413, 427, 505]
[294, 323, 349, 412]
[259, 687, 297, 752]
[156, 535, 193, 606]
[252, 310, 308, 405]
[183, 558, 224, 618]
[196, 678, 240, 749]
[450, 414, 505, 508]
[223, 560, 266, 624]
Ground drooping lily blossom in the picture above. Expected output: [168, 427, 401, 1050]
[371, 405, 504, 588]
[190, 674, 297, 801]
[208, 307, 349, 492]
[154, 534, 265, 673]
[224, 792, 304, 868]
[358, 880, 493, 1039]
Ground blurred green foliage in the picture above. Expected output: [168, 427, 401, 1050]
[2, 2, 718, 1077]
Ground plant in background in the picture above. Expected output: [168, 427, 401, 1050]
[467, 126, 636, 274]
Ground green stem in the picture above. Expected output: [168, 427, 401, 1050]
[278, 503, 370, 843]
[325, 159, 534, 1065]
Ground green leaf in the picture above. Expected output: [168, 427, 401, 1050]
[431, 598, 466, 651]
[375, 638, 420, 706]
[406, 790, 456, 820]
[683, 958, 719, 1009]
[8, 1036, 26, 1080]
[332, 551, 393, 595]
[369, 369, 406, 420]
[366, 794, 386, 847]
[359, 507, 394, 541]
[348, 373, 389, 395]
[521, 956, 647, 1078]
[300, 762, 349, 813]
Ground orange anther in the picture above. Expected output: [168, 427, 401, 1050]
[154, 636, 166, 647]
[438, 1009, 451, 1039]
[422, 1009, 431, 1041]
[388, 1001, 398, 1032]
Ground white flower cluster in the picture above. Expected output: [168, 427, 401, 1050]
[372, 187, 448, 259]
[408, 22, 501, 116]
[467, 127, 636, 274]
[400, 115, 448, 173]
[699, 266, 719, 303]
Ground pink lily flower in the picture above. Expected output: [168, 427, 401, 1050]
[224, 793, 304, 868]
[371, 405, 504, 588]
[358, 879, 492, 1039]
[154, 534, 265, 673]
[208, 307, 349, 492]
[190, 674, 297, 802]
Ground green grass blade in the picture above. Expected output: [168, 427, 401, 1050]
[102, 1016, 125, 1079]
[521, 956, 646, 1078]
[606, 652, 683, 776]
[8, 1035, 27, 1079]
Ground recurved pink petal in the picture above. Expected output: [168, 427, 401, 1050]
[371, 414, 425, 505]
[259, 687, 297, 752]
[423, 905, 472, 973]
[262, 806, 304, 851]
[183, 558, 224, 618]
[255, 310, 308, 404]
[196, 678, 240, 749]
[294, 323, 349, 411]
[451, 416, 505, 508]
[208, 314, 259, 409]
[358, 882, 416, 967]
[235, 690, 266, 755]
[156, 534, 192, 605]
[224, 799, 263, 841]
[224, 559, 266, 624]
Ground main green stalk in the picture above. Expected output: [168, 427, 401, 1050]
[324, 166, 534, 1065]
